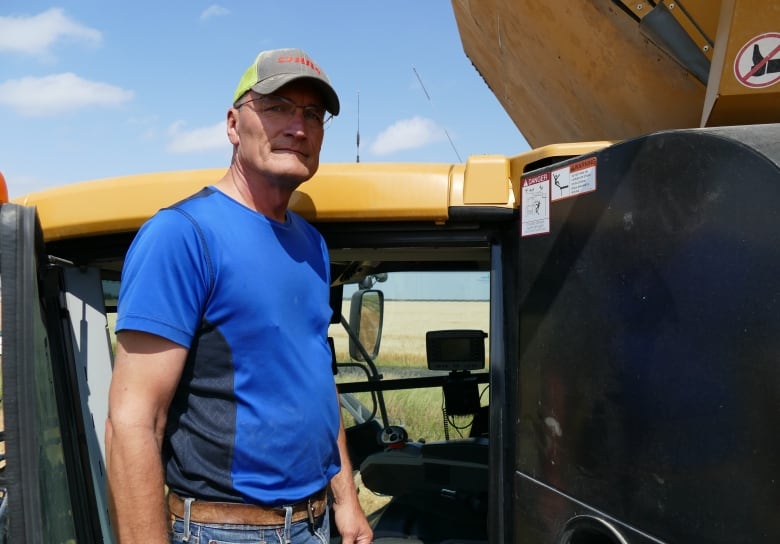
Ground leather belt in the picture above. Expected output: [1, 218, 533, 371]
[168, 488, 328, 526]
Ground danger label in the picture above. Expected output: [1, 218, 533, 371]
[734, 32, 780, 88]
[551, 157, 597, 202]
[520, 171, 550, 237]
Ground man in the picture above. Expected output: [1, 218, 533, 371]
[106, 48, 373, 544]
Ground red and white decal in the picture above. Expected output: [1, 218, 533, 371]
[734, 32, 780, 89]
[551, 157, 597, 202]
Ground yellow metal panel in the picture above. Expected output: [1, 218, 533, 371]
[453, 0, 780, 142]
[661, 0, 719, 61]
[21, 151, 642, 244]
[702, 0, 780, 125]
[613, 0, 649, 20]
[462, 156, 510, 205]
[452, 0, 705, 147]
[13, 163, 460, 242]
[613, 0, 722, 60]
[292, 163, 452, 222]
[667, 0, 722, 40]
[13, 169, 225, 242]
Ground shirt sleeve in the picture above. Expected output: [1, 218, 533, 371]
[116, 208, 212, 348]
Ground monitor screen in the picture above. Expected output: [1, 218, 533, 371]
[426, 329, 487, 371]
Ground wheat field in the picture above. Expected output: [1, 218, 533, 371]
[329, 299, 490, 365]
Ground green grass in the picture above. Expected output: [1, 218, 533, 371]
[338, 369, 487, 443]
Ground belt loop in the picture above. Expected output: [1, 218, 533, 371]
[183, 497, 195, 542]
[283, 505, 293, 544]
[307, 496, 316, 527]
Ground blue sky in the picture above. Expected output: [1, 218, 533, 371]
[0, 2, 529, 199]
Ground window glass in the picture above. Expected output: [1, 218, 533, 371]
[0, 249, 78, 541]
[33, 293, 79, 541]
[333, 270, 490, 435]
[102, 279, 120, 352]
[332, 270, 490, 517]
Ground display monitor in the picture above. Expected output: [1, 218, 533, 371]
[426, 329, 487, 371]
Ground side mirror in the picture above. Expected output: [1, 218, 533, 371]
[348, 289, 384, 361]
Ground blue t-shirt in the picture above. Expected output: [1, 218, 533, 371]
[116, 186, 340, 505]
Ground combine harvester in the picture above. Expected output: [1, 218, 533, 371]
[450, 1, 780, 542]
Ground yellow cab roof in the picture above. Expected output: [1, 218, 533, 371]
[13, 163, 455, 242]
[12, 142, 609, 243]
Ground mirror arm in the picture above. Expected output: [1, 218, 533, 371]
[340, 315, 391, 430]
[335, 362, 378, 422]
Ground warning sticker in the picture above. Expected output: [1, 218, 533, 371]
[520, 171, 550, 237]
[551, 157, 597, 202]
[734, 32, 780, 89]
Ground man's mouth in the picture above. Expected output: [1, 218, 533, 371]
[275, 147, 306, 158]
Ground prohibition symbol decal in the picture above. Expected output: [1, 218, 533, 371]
[733, 32, 780, 88]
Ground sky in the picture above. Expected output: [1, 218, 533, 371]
[0, 1, 529, 199]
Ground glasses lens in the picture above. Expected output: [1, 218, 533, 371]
[254, 96, 327, 127]
[303, 105, 327, 125]
[259, 96, 294, 116]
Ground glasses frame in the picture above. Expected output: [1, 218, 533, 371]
[237, 94, 332, 128]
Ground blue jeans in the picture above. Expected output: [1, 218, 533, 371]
[169, 506, 330, 544]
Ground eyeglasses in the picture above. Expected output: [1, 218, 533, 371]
[237, 95, 331, 128]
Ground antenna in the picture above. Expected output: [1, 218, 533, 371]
[356, 90, 361, 163]
[412, 66, 462, 162]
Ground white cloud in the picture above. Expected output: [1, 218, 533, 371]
[370, 116, 447, 155]
[0, 73, 133, 116]
[0, 8, 101, 57]
[167, 120, 228, 153]
[200, 5, 230, 21]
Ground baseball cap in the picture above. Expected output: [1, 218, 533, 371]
[233, 48, 340, 115]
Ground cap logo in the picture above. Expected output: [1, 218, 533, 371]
[277, 55, 322, 76]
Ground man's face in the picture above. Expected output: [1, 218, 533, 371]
[231, 81, 327, 190]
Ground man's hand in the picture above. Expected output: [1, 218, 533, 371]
[330, 388, 374, 544]
[332, 497, 373, 544]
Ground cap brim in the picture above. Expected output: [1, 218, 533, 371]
[251, 74, 340, 116]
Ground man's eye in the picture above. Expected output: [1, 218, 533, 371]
[304, 108, 325, 122]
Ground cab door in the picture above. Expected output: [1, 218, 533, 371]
[0, 203, 113, 543]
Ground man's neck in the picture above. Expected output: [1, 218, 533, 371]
[217, 167, 299, 222]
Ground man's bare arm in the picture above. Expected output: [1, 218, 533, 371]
[329, 386, 374, 544]
[105, 330, 188, 543]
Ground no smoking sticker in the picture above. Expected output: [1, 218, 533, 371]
[734, 32, 780, 88]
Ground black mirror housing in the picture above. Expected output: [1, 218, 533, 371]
[348, 289, 384, 361]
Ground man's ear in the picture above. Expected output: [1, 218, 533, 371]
[226, 108, 240, 145]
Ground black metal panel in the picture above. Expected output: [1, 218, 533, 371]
[494, 225, 521, 544]
[0, 205, 46, 544]
[516, 124, 780, 543]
